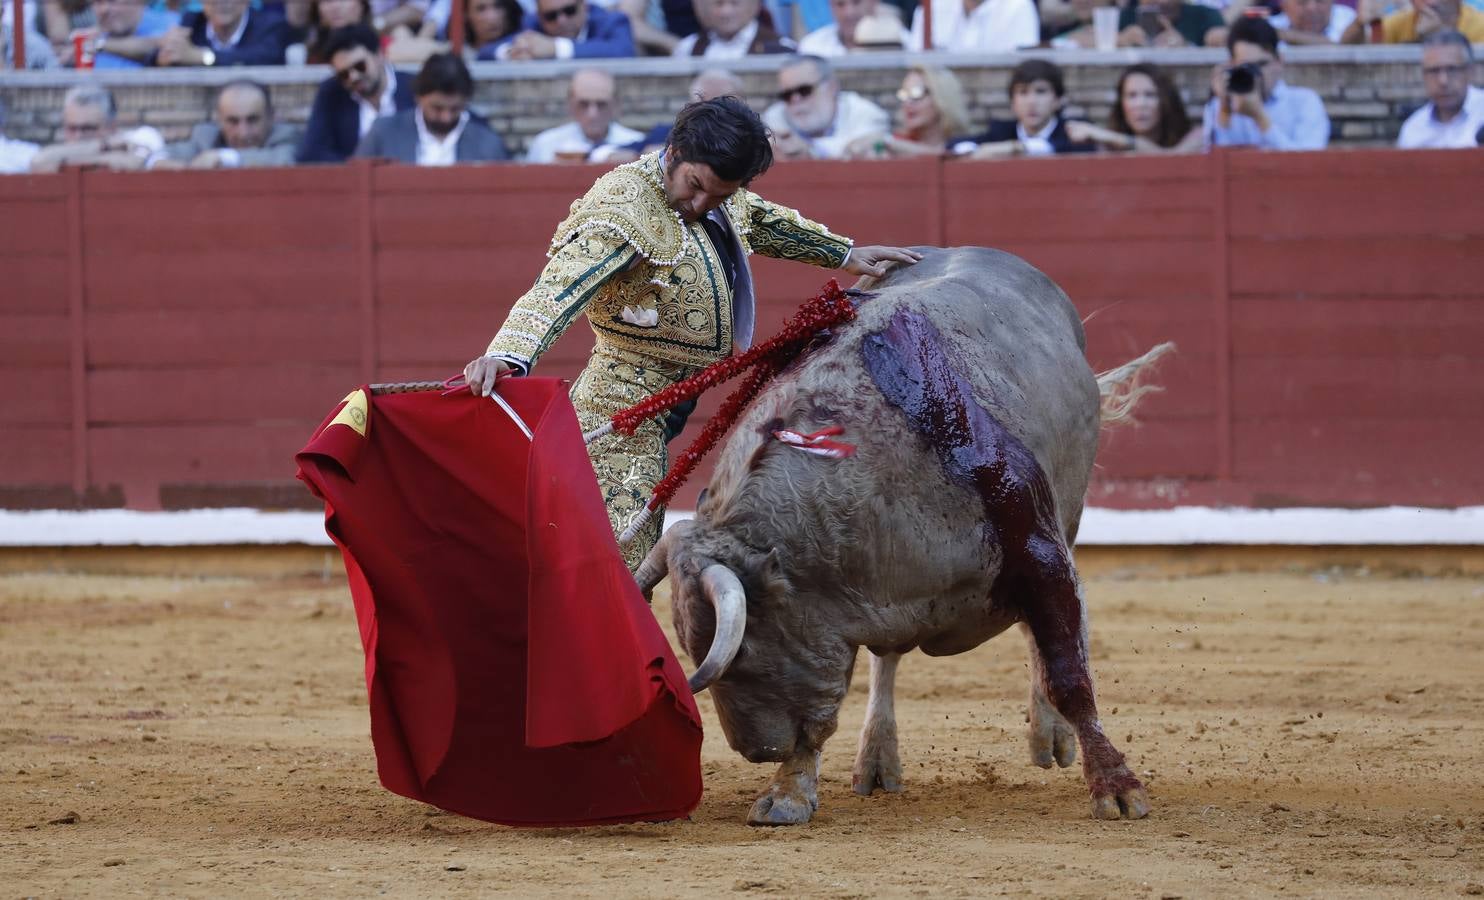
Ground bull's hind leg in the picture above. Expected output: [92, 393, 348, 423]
[1018, 549, 1149, 820]
[853, 651, 904, 795]
[1019, 623, 1077, 770]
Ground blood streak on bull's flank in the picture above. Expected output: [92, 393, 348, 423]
[860, 309, 1109, 737]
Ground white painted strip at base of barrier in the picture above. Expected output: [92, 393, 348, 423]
[0, 506, 1481, 548]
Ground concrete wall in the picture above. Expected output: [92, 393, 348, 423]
[0, 46, 1466, 153]
[2, 148, 1480, 512]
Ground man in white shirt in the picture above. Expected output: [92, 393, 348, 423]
[355, 53, 510, 165]
[1270, 0, 1356, 45]
[797, 0, 879, 55]
[671, 0, 794, 57]
[525, 68, 643, 163]
[0, 97, 39, 174]
[29, 84, 165, 173]
[763, 55, 890, 160]
[910, 0, 1039, 52]
[1397, 29, 1484, 148]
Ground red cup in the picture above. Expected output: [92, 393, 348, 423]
[72, 32, 96, 68]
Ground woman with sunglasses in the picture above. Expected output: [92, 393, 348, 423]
[844, 66, 972, 159]
[1064, 62, 1203, 153]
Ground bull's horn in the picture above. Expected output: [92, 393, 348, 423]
[687, 564, 747, 694]
[633, 525, 677, 600]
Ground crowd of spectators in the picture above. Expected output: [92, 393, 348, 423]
[0, 0, 1480, 173]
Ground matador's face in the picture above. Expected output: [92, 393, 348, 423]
[662, 153, 743, 223]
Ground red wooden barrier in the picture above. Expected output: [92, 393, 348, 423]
[1, 150, 1480, 512]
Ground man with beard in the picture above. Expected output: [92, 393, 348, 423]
[463, 97, 921, 568]
[763, 55, 889, 160]
[355, 53, 509, 164]
[298, 23, 416, 163]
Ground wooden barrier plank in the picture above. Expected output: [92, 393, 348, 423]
[88, 422, 316, 483]
[0, 367, 70, 425]
[88, 365, 362, 424]
[1232, 418, 1479, 485]
[83, 249, 359, 310]
[1090, 418, 1220, 479]
[82, 193, 359, 251]
[1227, 177, 1484, 239]
[0, 426, 72, 482]
[1231, 297, 1484, 358]
[0, 198, 68, 255]
[1, 255, 69, 313]
[0, 314, 69, 365]
[1232, 357, 1484, 419]
[1229, 236, 1484, 298]
[86, 308, 361, 367]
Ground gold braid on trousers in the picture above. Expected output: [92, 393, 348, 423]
[570, 342, 696, 572]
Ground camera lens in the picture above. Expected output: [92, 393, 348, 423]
[1226, 65, 1256, 95]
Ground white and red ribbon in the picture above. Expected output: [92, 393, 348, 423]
[772, 425, 856, 459]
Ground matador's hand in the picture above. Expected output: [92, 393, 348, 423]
[464, 355, 513, 398]
[842, 245, 924, 278]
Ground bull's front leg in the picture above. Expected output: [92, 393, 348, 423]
[1020, 622, 1077, 769]
[1018, 547, 1150, 821]
[748, 748, 822, 826]
[853, 651, 904, 795]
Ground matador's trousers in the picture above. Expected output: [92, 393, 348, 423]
[569, 341, 697, 572]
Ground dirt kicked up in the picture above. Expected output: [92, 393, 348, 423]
[2, 557, 1482, 898]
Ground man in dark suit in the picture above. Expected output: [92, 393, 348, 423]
[484, 0, 635, 59]
[967, 59, 1097, 159]
[355, 54, 510, 165]
[154, 81, 300, 169]
[154, 0, 293, 66]
[298, 23, 417, 163]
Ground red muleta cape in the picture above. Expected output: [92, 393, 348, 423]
[295, 378, 703, 827]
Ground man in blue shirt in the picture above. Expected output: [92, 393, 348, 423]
[1203, 16, 1330, 150]
[86, 0, 179, 68]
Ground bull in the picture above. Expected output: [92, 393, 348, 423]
[637, 246, 1170, 826]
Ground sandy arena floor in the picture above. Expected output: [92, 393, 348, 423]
[2, 557, 1482, 898]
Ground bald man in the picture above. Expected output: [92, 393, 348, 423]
[154, 81, 300, 169]
[525, 68, 645, 163]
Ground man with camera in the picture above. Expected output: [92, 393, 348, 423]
[1202, 16, 1329, 151]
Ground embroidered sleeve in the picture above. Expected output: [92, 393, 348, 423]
[485, 230, 639, 370]
[744, 192, 853, 268]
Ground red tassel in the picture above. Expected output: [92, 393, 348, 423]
[607, 280, 856, 511]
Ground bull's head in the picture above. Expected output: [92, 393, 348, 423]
[638, 520, 842, 762]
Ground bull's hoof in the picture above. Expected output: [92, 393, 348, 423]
[852, 749, 904, 796]
[1090, 786, 1151, 821]
[1028, 718, 1077, 770]
[747, 789, 818, 826]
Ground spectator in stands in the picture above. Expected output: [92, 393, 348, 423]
[29, 84, 165, 172]
[155, 0, 294, 65]
[1046, 0, 1112, 48]
[672, 0, 794, 57]
[152, 80, 300, 168]
[1397, 29, 1483, 148]
[293, 0, 373, 64]
[3, 18, 58, 67]
[41, 0, 96, 61]
[1203, 16, 1330, 150]
[1064, 62, 1202, 152]
[487, 0, 636, 58]
[850, 9, 907, 48]
[1343, 0, 1484, 43]
[797, 0, 879, 54]
[378, 0, 524, 65]
[298, 23, 417, 162]
[71, 0, 179, 68]
[355, 53, 510, 163]
[607, 68, 744, 162]
[910, 0, 1039, 53]
[1270, 0, 1355, 45]
[371, 0, 430, 34]
[967, 59, 1097, 158]
[1117, 0, 1225, 47]
[0, 96, 41, 174]
[844, 65, 971, 159]
[463, 0, 524, 51]
[764, 55, 890, 160]
[525, 67, 644, 162]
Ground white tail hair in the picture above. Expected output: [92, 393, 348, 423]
[1096, 342, 1175, 426]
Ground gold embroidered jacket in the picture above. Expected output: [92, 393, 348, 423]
[486, 152, 853, 370]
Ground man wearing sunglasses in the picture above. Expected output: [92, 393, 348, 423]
[464, 97, 921, 568]
[762, 55, 888, 160]
[298, 23, 417, 163]
[495, 0, 636, 59]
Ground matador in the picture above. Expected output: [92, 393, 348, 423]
[465, 97, 921, 569]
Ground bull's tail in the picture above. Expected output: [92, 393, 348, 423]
[1096, 342, 1175, 426]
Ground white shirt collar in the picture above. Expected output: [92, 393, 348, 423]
[207, 9, 250, 50]
[415, 109, 469, 166]
[356, 65, 398, 138]
[1016, 117, 1057, 143]
[704, 19, 758, 57]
